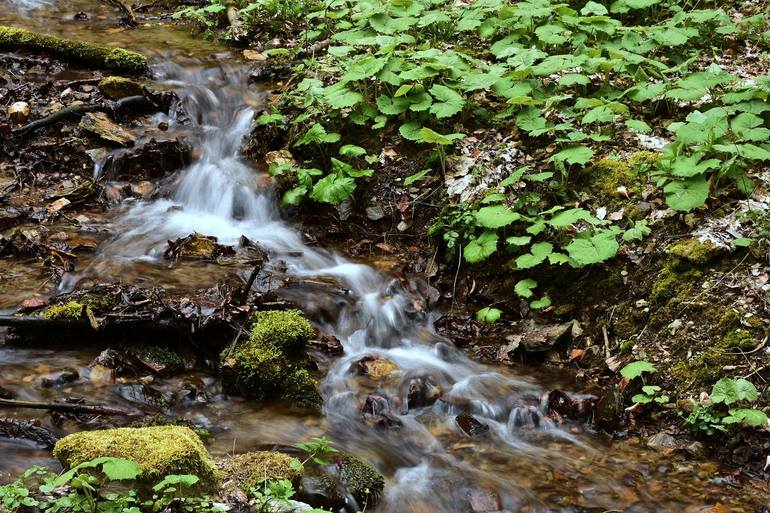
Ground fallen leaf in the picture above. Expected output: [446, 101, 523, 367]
[243, 49, 267, 61]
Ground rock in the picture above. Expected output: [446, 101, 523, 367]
[52, 426, 218, 489]
[164, 232, 235, 260]
[668, 238, 726, 265]
[406, 377, 442, 409]
[221, 310, 321, 407]
[356, 355, 399, 379]
[456, 412, 490, 438]
[117, 383, 170, 408]
[98, 76, 143, 100]
[334, 454, 385, 508]
[0, 418, 58, 449]
[299, 469, 345, 511]
[468, 488, 502, 513]
[592, 384, 623, 432]
[362, 393, 403, 429]
[520, 320, 579, 352]
[80, 111, 134, 146]
[508, 406, 542, 430]
[218, 451, 303, 493]
[8, 101, 29, 123]
[39, 368, 79, 388]
[685, 441, 707, 459]
[309, 335, 344, 355]
[0, 386, 14, 399]
[547, 389, 596, 422]
[646, 432, 677, 451]
[366, 204, 385, 221]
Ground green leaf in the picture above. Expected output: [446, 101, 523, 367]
[323, 83, 363, 108]
[463, 231, 499, 263]
[565, 230, 619, 266]
[377, 95, 410, 115]
[282, 186, 307, 206]
[620, 360, 657, 379]
[429, 84, 465, 118]
[506, 235, 531, 247]
[514, 278, 537, 298]
[418, 128, 465, 146]
[399, 122, 423, 141]
[152, 475, 199, 492]
[294, 123, 341, 146]
[711, 378, 757, 405]
[515, 242, 553, 269]
[551, 146, 594, 166]
[404, 169, 431, 186]
[623, 220, 651, 241]
[731, 237, 752, 248]
[582, 1, 608, 15]
[723, 408, 768, 427]
[310, 174, 356, 204]
[339, 145, 367, 158]
[530, 295, 551, 309]
[625, 119, 652, 133]
[475, 205, 521, 229]
[476, 307, 502, 323]
[664, 176, 709, 212]
[548, 208, 599, 229]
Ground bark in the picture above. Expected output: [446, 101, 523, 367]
[0, 25, 148, 74]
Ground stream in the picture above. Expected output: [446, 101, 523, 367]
[0, 2, 762, 512]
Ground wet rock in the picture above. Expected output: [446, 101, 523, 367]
[80, 111, 135, 147]
[309, 334, 344, 355]
[126, 344, 183, 375]
[0, 418, 58, 449]
[0, 386, 14, 399]
[456, 412, 490, 438]
[406, 377, 442, 409]
[356, 355, 399, 379]
[547, 389, 596, 423]
[520, 319, 579, 352]
[98, 76, 143, 100]
[468, 488, 502, 513]
[299, 469, 346, 511]
[8, 101, 29, 123]
[218, 451, 303, 493]
[116, 383, 170, 408]
[362, 393, 403, 429]
[592, 384, 623, 432]
[508, 406, 542, 430]
[53, 426, 218, 489]
[646, 432, 677, 451]
[40, 367, 79, 388]
[164, 232, 235, 260]
[334, 454, 385, 508]
[686, 441, 707, 459]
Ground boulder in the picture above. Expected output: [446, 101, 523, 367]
[218, 451, 303, 492]
[52, 426, 218, 489]
[334, 454, 385, 508]
[98, 76, 143, 100]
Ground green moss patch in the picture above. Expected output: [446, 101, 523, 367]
[53, 426, 218, 489]
[98, 76, 143, 99]
[669, 238, 726, 265]
[43, 301, 85, 320]
[0, 26, 147, 74]
[335, 454, 384, 507]
[221, 309, 321, 407]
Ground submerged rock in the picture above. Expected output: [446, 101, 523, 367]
[221, 310, 321, 407]
[52, 426, 218, 489]
[218, 451, 303, 492]
[456, 412, 490, 438]
[356, 355, 399, 379]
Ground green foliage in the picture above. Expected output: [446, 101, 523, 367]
[297, 436, 339, 466]
[620, 360, 657, 380]
[632, 385, 669, 405]
[476, 306, 502, 323]
[684, 377, 767, 435]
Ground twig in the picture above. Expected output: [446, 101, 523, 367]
[0, 398, 136, 416]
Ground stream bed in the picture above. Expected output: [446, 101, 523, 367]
[0, 2, 765, 512]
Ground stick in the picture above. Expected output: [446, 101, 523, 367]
[12, 103, 100, 137]
[103, 0, 138, 27]
[0, 398, 136, 416]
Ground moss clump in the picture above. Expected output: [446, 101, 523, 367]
[0, 26, 147, 74]
[43, 301, 84, 320]
[282, 369, 322, 408]
[221, 310, 320, 407]
[53, 426, 218, 489]
[590, 158, 633, 196]
[250, 309, 315, 354]
[649, 264, 701, 307]
[668, 239, 725, 265]
[99, 76, 143, 100]
[219, 451, 303, 492]
[717, 309, 764, 350]
[336, 454, 384, 507]
[627, 151, 660, 167]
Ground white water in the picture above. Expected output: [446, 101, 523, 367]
[84, 66, 609, 511]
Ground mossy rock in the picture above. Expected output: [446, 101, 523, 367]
[0, 26, 147, 74]
[250, 309, 316, 355]
[668, 239, 726, 265]
[627, 150, 660, 167]
[335, 454, 384, 507]
[43, 301, 85, 320]
[221, 310, 320, 407]
[53, 426, 218, 489]
[218, 451, 303, 492]
[127, 344, 184, 373]
[589, 158, 633, 197]
[99, 76, 143, 100]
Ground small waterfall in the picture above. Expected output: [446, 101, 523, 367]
[87, 66, 611, 511]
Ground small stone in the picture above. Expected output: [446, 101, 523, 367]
[8, 101, 29, 123]
[468, 488, 502, 513]
[242, 49, 267, 61]
[685, 441, 707, 459]
[397, 220, 409, 232]
[366, 204, 385, 221]
[46, 198, 71, 213]
[647, 432, 677, 451]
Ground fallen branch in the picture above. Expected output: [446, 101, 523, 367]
[0, 418, 58, 449]
[0, 398, 136, 416]
[103, 0, 138, 27]
[0, 26, 148, 74]
[12, 103, 100, 137]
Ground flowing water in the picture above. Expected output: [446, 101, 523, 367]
[1, 2, 766, 511]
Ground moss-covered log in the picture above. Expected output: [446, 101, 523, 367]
[0, 26, 147, 74]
